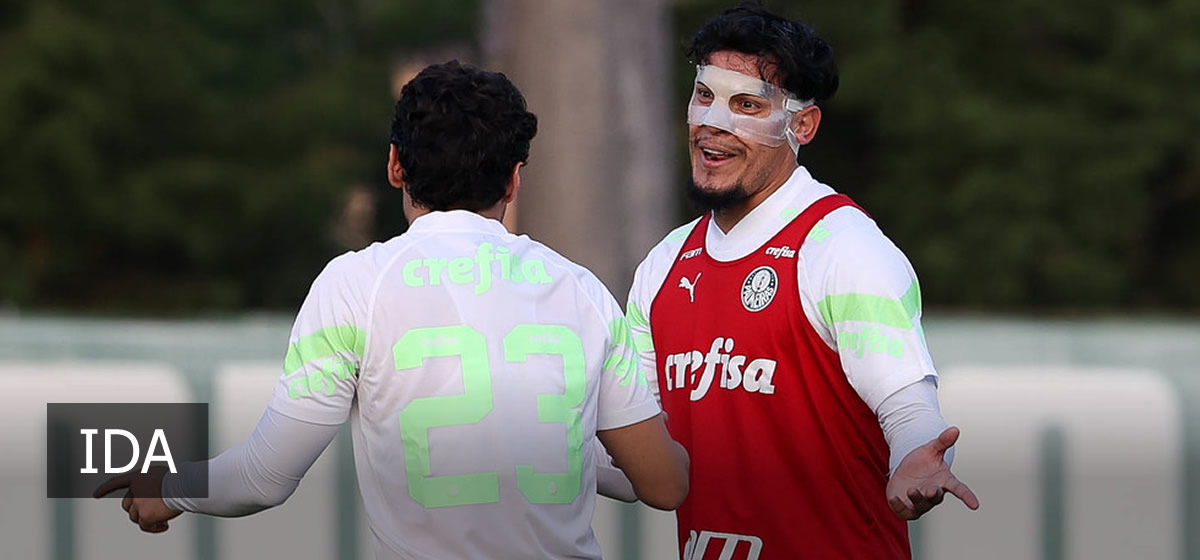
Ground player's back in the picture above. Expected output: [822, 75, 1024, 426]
[349, 210, 621, 560]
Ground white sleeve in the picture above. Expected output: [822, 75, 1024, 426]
[877, 378, 955, 475]
[625, 250, 673, 404]
[592, 228, 686, 499]
[625, 286, 659, 403]
[269, 252, 371, 425]
[587, 276, 659, 500]
[799, 210, 938, 412]
[623, 222, 695, 404]
[593, 278, 661, 431]
[161, 407, 339, 517]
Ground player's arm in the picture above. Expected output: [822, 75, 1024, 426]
[625, 299, 661, 403]
[876, 379, 978, 519]
[878, 378, 953, 475]
[594, 255, 677, 502]
[597, 414, 688, 510]
[588, 268, 688, 509]
[593, 439, 637, 502]
[802, 216, 977, 519]
[164, 407, 338, 515]
[94, 408, 338, 531]
[95, 253, 370, 532]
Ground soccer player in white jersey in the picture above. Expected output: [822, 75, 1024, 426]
[95, 61, 689, 559]
[625, 5, 977, 559]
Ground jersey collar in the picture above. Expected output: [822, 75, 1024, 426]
[406, 210, 510, 235]
[704, 166, 835, 262]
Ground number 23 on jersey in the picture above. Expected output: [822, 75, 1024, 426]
[393, 324, 586, 508]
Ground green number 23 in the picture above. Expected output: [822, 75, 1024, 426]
[392, 324, 586, 508]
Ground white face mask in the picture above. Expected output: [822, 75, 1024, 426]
[686, 65, 813, 153]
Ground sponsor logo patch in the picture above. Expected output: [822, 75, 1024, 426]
[741, 266, 778, 312]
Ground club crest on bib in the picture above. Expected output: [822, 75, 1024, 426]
[741, 266, 778, 312]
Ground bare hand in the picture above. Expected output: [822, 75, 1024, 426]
[93, 467, 182, 533]
[886, 426, 980, 520]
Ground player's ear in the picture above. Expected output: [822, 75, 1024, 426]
[502, 161, 522, 203]
[790, 105, 822, 146]
[387, 144, 405, 189]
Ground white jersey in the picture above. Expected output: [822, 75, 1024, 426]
[269, 210, 660, 560]
[628, 166, 937, 412]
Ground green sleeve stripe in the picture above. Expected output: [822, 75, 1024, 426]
[666, 226, 691, 242]
[608, 317, 630, 350]
[899, 281, 921, 321]
[817, 286, 920, 331]
[283, 326, 367, 375]
[605, 315, 649, 386]
[625, 302, 654, 353]
[633, 332, 654, 354]
[626, 301, 648, 328]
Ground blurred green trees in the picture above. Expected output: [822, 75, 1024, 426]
[1, 0, 1197, 313]
[679, 0, 1200, 310]
[0, 0, 478, 313]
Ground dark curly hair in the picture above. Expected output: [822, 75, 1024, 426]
[390, 61, 537, 211]
[687, 2, 839, 103]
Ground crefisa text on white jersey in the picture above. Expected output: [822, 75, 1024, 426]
[662, 336, 777, 402]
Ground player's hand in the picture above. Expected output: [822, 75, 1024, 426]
[93, 467, 182, 533]
[886, 426, 980, 521]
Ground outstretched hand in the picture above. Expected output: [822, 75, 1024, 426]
[886, 426, 980, 520]
[93, 467, 182, 533]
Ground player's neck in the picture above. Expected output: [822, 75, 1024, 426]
[711, 164, 795, 233]
[477, 204, 506, 222]
[404, 203, 507, 224]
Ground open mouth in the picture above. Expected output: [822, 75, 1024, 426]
[699, 146, 737, 165]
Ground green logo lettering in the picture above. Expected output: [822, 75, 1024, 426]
[398, 245, 554, 294]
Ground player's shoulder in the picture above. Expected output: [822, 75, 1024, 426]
[310, 236, 432, 303]
[521, 235, 621, 313]
[312, 244, 382, 290]
[646, 218, 703, 263]
[800, 202, 916, 285]
[811, 203, 888, 244]
[625, 217, 703, 307]
[347, 229, 447, 277]
[520, 235, 593, 280]
[632, 217, 703, 286]
[291, 244, 391, 326]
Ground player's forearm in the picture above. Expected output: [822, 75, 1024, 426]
[597, 415, 690, 510]
[632, 438, 689, 511]
[593, 439, 637, 502]
[162, 407, 339, 517]
[655, 439, 690, 507]
[162, 446, 283, 517]
[878, 378, 953, 475]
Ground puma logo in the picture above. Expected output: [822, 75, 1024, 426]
[679, 273, 701, 303]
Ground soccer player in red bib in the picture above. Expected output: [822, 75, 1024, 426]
[625, 5, 979, 559]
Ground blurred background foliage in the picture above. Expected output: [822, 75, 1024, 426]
[0, 0, 479, 313]
[1, 0, 1197, 314]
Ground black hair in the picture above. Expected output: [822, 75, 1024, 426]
[687, 2, 839, 103]
[390, 61, 537, 211]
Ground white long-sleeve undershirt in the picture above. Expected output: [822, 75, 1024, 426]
[162, 407, 338, 516]
[879, 377, 953, 475]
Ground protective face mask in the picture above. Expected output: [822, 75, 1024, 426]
[686, 65, 813, 153]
